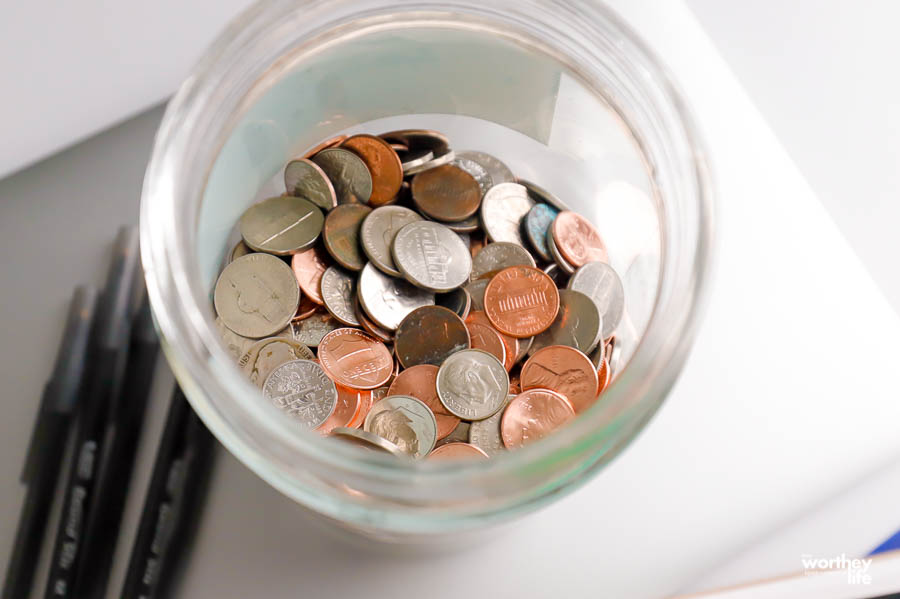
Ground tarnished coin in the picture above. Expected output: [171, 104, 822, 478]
[319, 384, 367, 434]
[318, 328, 394, 390]
[468, 395, 512, 456]
[464, 319, 507, 369]
[239, 337, 315, 386]
[330, 427, 405, 456]
[464, 278, 490, 311]
[435, 421, 470, 447]
[398, 149, 434, 174]
[283, 158, 337, 212]
[521, 345, 599, 413]
[483, 266, 559, 338]
[466, 310, 518, 371]
[567, 261, 625, 340]
[436, 349, 508, 420]
[436, 287, 471, 320]
[471, 242, 536, 279]
[228, 240, 252, 264]
[214, 253, 300, 338]
[411, 164, 481, 223]
[320, 266, 360, 326]
[290, 245, 330, 305]
[322, 203, 371, 271]
[360, 205, 422, 277]
[522, 203, 560, 262]
[551, 211, 608, 268]
[429, 442, 489, 460]
[311, 147, 373, 205]
[394, 306, 470, 368]
[302, 134, 348, 159]
[262, 359, 337, 430]
[239, 196, 324, 255]
[529, 289, 602, 356]
[364, 395, 438, 458]
[520, 179, 570, 211]
[456, 150, 515, 185]
[341, 134, 404, 207]
[501, 389, 575, 449]
[388, 364, 460, 440]
[480, 182, 534, 246]
[278, 312, 341, 347]
[547, 228, 577, 275]
[451, 155, 492, 198]
[215, 316, 256, 360]
[392, 221, 472, 292]
[357, 263, 435, 331]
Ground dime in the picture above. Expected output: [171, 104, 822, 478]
[229, 240, 252, 263]
[393, 221, 472, 292]
[429, 442, 489, 460]
[551, 211, 608, 268]
[239, 337, 315, 386]
[398, 149, 434, 174]
[480, 182, 534, 246]
[464, 320, 507, 369]
[330, 427, 405, 456]
[394, 306, 470, 368]
[435, 287, 471, 320]
[500, 389, 575, 449]
[467, 396, 512, 457]
[483, 266, 559, 338]
[388, 364, 460, 440]
[464, 278, 490, 311]
[364, 395, 438, 458]
[456, 150, 515, 185]
[262, 359, 337, 430]
[322, 203, 371, 271]
[357, 263, 435, 331]
[466, 310, 518, 371]
[290, 245, 330, 304]
[214, 253, 300, 338]
[360, 205, 422, 277]
[547, 229, 577, 275]
[311, 147, 373, 205]
[567, 261, 625, 340]
[522, 203, 559, 262]
[521, 345, 599, 413]
[278, 312, 341, 347]
[283, 158, 337, 212]
[319, 384, 367, 434]
[318, 328, 394, 390]
[436, 349, 508, 420]
[301, 134, 348, 159]
[435, 421, 470, 447]
[451, 155, 492, 198]
[471, 241, 536, 279]
[340, 134, 403, 207]
[239, 196, 324, 255]
[411, 164, 481, 223]
[320, 266, 360, 326]
[529, 289, 602, 356]
[519, 179, 570, 211]
[215, 316, 256, 360]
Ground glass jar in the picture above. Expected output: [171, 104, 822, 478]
[141, 0, 713, 539]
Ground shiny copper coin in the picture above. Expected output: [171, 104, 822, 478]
[464, 320, 507, 369]
[319, 384, 365, 434]
[429, 442, 489, 460]
[293, 296, 320, 321]
[291, 245, 330, 304]
[411, 164, 481, 223]
[466, 310, 518, 371]
[302, 134, 348, 159]
[348, 386, 379, 429]
[317, 328, 393, 389]
[551, 211, 609, 268]
[341, 134, 404, 207]
[597, 356, 611, 396]
[322, 204, 371, 271]
[387, 364, 460, 440]
[354, 296, 393, 344]
[483, 266, 560, 338]
[521, 345, 599, 413]
[394, 306, 470, 368]
[501, 389, 576, 449]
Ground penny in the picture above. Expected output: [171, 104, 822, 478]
[229, 240, 252, 263]
[398, 149, 434, 174]
[389, 142, 408, 153]
[547, 229, 577, 275]
[529, 289, 602, 356]
[480, 182, 534, 246]
[596, 356, 611, 396]
[322, 203, 371, 271]
[239, 196, 324, 255]
[500, 389, 575, 449]
[451, 155, 492, 198]
[466, 310, 518, 371]
[567, 261, 625, 340]
[318, 328, 394, 390]
[319, 384, 366, 434]
[394, 306, 469, 368]
[215, 316, 256, 360]
[347, 386, 378, 429]
[471, 241, 536, 279]
[290, 245, 330, 304]
[283, 158, 338, 212]
[214, 253, 300, 338]
[360, 205, 422, 277]
[429, 443, 489, 460]
[388, 364, 460, 440]
[551, 211, 609, 268]
[436, 349, 508, 420]
[456, 150, 515, 185]
[302, 134, 348, 159]
[239, 337, 315, 387]
[340, 134, 403, 207]
[436, 287, 471, 320]
[521, 345, 599, 413]
[467, 396, 511, 457]
[520, 179, 570, 211]
[330, 427, 405, 457]
[435, 421, 470, 447]
[262, 359, 337, 430]
[483, 266, 559, 338]
[522, 203, 559, 262]
[278, 312, 341, 347]
[464, 278, 490, 311]
[364, 395, 438, 458]
[320, 266, 360, 326]
[411, 164, 481, 223]
[464, 320, 507, 369]
[311, 147, 373, 205]
[293, 296, 319, 321]
[392, 221, 472, 292]
[357, 262, 435, 331]
[354, 296, 393, 344]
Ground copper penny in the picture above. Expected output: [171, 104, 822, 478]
[394, 306, 470, 368]
[465, 311, 517, 371]
[341, 134, 403, 207]
[302, 134, 348, 159]
[551, 211, 608, 268]
[521, 345, 599, 413]
[483, 266, 560, 338]
[291, 245, 330, 304]
[597, 356, 611, 396]
[319, 384, 365, 434]
[429, 442, 489, 460]
[387, 364, 460, 440]
[348, 387, 380, 428]
[293, 296, 320, 321]
[323, 204, 371, 271]
[500, 389, 576, 449]
[317, 328, 393, 389]
[464, 320, 507, 369]
[411, 164, 481, 223]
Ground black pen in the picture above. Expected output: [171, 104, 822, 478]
[43, 227, 141, 599]
[121, 386, 216, 599]
[2, 286, 98, 599]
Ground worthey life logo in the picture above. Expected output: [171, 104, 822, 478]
[800, 553, 872, 585]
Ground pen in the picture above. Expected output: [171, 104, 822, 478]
[1, 286, 98, 599]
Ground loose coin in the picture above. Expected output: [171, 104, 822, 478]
[471, 241, 536, 279]
[429, 442, 489, 460]
[515, 336, 533, 363]
[393, 221, 472, 292]
[229, 240, 252, 263]
[500, 389, 575, 449]
[330, 427, 405, 456]
[456, 150, 515, 185]
[319, 385, 366, 434]
[436, 287, 471, 320]
[388, 364, 460, 440]
[522, 203, 560, 262]
[293, 296, 319, 321]
[483, 266, 560, 338]
[542, 262, 570, 286]
[398, 149, 434, 174]
[302, 134, 348, 159]
[469, 231, 487, 258]
[607, 335, 622, 380]
[435, 421, 470, 447]
[290, 245, 330, 304]
[433, 213, 481, 234]
[547, 228, 577, 275]
[322, 203, 371, 271]
[436, 349, 508, 420]
[551, 211, 609, 268]
[283, 158, 338, 212]
[394, 306, 469, 368]
[360, 205, 422, 276]
[567, 261, 625, 340]
[521, 345, 599, 413]
[348, 386, 378, 429]
[520, 179, 570, 211]
[464, 319, 507, 369]
[508, 369, 522, 395]
[381, 129, 454, 175]
[451, 155, 492, 198]
[364, 395, 438, 458]
[311, 147, 373, 205]
[215, 316, 256, 360]
[357, 262, 435, 331]
[239, 196, 324, 255]
[340, 134, 403, 207]
[464, 278, 490, 311]
[480, 182, 534, 246]
[239, 337, 315, 386]
[411, 164, 482, 223]
[320, 266, 360, 326]
[467, 396, 511, 457]
[318, 328, 394, 390]
[262, 359, 337, 430]
[529, 289, 602, 356]
[354, 296, 393, 344]
[214, 253, 300, 338]
[278, 311, 340, 347]
[597, 357, 611, 396]
[466, 310, 518, 371]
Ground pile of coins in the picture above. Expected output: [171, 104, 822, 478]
[213, 129, 625, 460]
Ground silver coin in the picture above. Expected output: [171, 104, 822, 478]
[239, 196, 325, 255]
[228, 240, 252, 264]
[311, 148, 373, 205]
[529, 289, 602, 356]
[262, 359, 337, 429]
[360, 205, 422, 277]
[515, 336, 533, 363]
[278, 312, 341, 347]
[567, 262, 625, 339]
[480, 182, 534, 246]
[542, 262, 570, 287]
[464, 278, 490, 311]
[239, 337, 315, 386]
[364, 395, 438, 458]
[435, 421, 471, 448]
[215, 316, 256, 360]
[436, 349, 509, 420]
[471, 242, 536, 279]
[404, 148, 456, 175]
[468, 395, 512, 456]
[320, 266, 360, 326]
[399, 149, 434, 174]
[330, 427, 406, 457]
[382, 130, 453, 176]
[284, 158, 337, 212]
[452, 156, 492, 198]
[456, 151, 515, 185]
[357, 262, 435, 331]
[392, 221, 472, 292]
[547, 228, 576, 275]
[522, 202, 560, 262]
[519, 179, 570, 211]
[214, 253, 300, 338]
